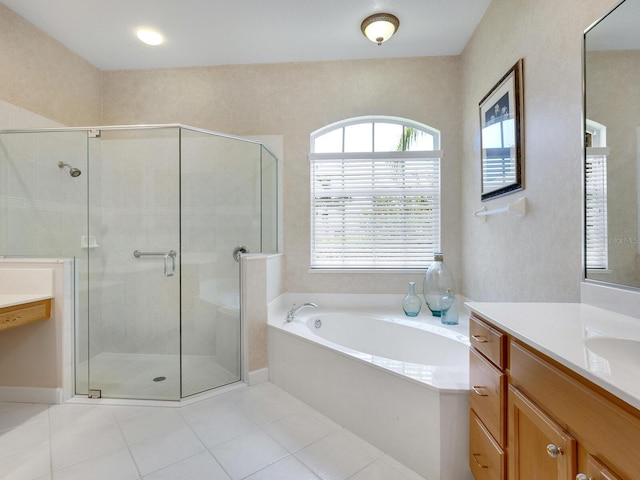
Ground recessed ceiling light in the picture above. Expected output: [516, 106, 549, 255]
[136, 28, 164, 46]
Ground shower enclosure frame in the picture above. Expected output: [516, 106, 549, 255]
[0, 123, 279, 402]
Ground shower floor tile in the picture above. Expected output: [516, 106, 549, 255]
[0, 382, 427, 479]
[76, 352, 239, 400]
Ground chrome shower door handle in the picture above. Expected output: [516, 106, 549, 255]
[164, 250, 177, 277]
[133, 249, 177, 277]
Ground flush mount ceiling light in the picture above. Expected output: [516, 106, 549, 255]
[136, 28, 164, 46]
[361, 13, 400, 46]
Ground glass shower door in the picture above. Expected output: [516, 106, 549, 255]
[180, 130, 259, 397]
[86, 128, 182, 401]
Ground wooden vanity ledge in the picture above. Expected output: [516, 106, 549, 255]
[511, 338, 640, 419]
[0, 298, 52, 332]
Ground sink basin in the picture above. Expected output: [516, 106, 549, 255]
[583, 337, 640, 377]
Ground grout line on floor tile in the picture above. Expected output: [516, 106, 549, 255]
[139, 450, 222, 480]
[149, 407, 235, 479]
[259, 414, 337, 455]
[203, 446, 235, 480]
[114, 410, 144, 479]
[237, 453, 322, 480]
[46, 404, 54, 477]
[344, 461, 374, 480]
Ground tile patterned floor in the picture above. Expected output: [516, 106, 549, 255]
[0, 382, 425, 480]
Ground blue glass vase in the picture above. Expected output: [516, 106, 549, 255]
[403, 282, 422, 317]
[441, 291, 459, 325]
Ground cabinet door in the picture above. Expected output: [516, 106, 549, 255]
[508, 386, 577, 480]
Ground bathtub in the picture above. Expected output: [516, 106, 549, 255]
[267, 294, 472, 480]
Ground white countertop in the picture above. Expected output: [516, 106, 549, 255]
[0, 294, 53, 309]
[0, 267, 54, 309]
[467, 302, 640, 411]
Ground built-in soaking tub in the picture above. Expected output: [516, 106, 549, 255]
[267, 294, 472, 480]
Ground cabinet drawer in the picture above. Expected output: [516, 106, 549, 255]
[0, 300, 51, 332]
[470, 410, 505, 480]
[583, 455, 622, 480]
[470, 348, 506, 446]
[470, 315, 506, 369]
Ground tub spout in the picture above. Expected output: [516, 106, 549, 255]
[286, 302, 318, 322]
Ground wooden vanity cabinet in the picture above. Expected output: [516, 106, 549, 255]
[0, 299, 51, 332]
[469, 315, 507, 480]
[470, 312, 640, 480]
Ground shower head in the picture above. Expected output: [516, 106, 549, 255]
[58, 161, 82, 177]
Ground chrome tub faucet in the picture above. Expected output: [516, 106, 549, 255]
[286, 302, 318, 322]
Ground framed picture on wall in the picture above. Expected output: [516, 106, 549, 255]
[479, 59, 524, 201]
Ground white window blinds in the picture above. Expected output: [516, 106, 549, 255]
[585, 148, 608, 270]
[310, 149, 441, 270]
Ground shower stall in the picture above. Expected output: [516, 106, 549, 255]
[0, 125, 278, 401]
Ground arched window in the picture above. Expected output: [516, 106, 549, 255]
[310, 116, 442, 270]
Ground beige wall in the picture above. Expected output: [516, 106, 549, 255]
[1, 0, 630, 305]
[2, 0, 636, 385]
[459, 0, 619, 302]
[0, 2, 102, 126]
[103, 58, 464, 295]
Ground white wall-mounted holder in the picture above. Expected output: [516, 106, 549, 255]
[474, 196, 526, 222]
[81, 235, 100, 248]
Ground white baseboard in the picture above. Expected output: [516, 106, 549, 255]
[246, 368, 269, 385]
[0, 386, 63, 404]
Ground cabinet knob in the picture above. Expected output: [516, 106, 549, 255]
[576, 474, 593, 480]
[546, 444, 562, 458]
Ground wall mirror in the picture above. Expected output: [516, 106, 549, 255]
[584, 0, 640, 289]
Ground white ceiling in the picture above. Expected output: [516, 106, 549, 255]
[585, 0, 640, 50]
[1, 0, 491, 71]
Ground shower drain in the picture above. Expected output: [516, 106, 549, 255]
[153, 376, 166, 382]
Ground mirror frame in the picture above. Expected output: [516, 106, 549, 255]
[582, 0, 640, 292]
[479, 59, 525, 201]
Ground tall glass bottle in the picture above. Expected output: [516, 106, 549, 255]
[423, 252, 455, 317]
